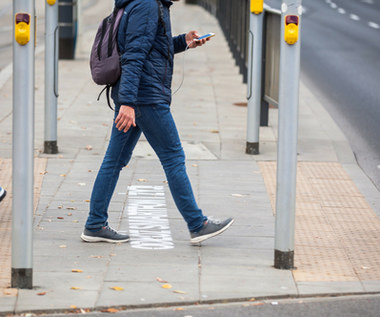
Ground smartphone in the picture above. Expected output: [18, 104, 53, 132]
[195, 33, 215, 41]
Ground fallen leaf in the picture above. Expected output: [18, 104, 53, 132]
[70, 287, 81, 290]
[85, 145, 93, 151]
[67, 207, 77, 210]
[60, 174, 66, 177]
[175, 308, 185, 311]
[57, 217, 64, 220]
[173, 290, 187, 294]
[58, 206, 63, 209]
[231, 194, 245, 197]
[3, 289, 18, 296]
[88, 170, 93, 173]
[162, 284, 172, 289]
[72, 269, 83, 273]
[67, 213, 73, 216]
[101, 308, 119, 313]
[156, 277, 168, 283]
[110, 286, 124, 291]
[210, 129, 219, 133]
[37, 292, 46, 296]
[72, 220, 79, 223]
[137, 178, 147, 182]
[192, 164, 198, 167]
[90, 255, 104, 259]
[70, 305, 77, 309]
[84, 200, 90, 203]
[251, 302, 265, 306]
[249, 297, 256, 302]
[59, 245, 67, 248]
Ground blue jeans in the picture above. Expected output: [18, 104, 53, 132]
[85, 103, 207, 232]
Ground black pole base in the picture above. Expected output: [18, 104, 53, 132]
[44, 141, 59, 154]
[11, 268, 33, 289]
[246, 142, 259, 155]
[274, 250, 295, 270]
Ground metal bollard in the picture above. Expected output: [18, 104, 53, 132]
[274, 0, 302, 270]
[44, 0, 59, 154]
[12, 0, 35, 289]
[246, 0, 264, 155]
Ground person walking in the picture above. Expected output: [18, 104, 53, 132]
[0, 186, 6, 202]
[81, 0, 234, 244]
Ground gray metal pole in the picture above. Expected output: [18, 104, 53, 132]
[246, 4, 264, 155]
[44, 0, 59, 154]
[12, 0, 35, 288]
[274, 0, 302, 269]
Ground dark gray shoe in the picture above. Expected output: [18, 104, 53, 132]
[0, 187, 6, 202]
[190, 217, 234, 244]
[81, 226, 130, 243]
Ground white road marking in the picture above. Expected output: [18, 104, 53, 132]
[337, 8, 346, 14]
[330, 3, 338, 9]
[350, 14, 360, 21]
[127, 185, 174, 250]
[368, 21, 380, 29]
[361, 0, 374, 4]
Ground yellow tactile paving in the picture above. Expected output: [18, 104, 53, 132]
[259, 161, 380, 282]
[0, 157, 47, 291]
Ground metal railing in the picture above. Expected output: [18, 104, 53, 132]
[193, 1, 281, 122]
[195, 0, 250, 82]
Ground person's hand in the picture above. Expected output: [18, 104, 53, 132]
[186, 30, 210, 48]
[115, 105, 136, 133]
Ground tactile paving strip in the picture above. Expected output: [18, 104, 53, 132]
[259, 161, 380, 282]
[0, 158, 47, 291]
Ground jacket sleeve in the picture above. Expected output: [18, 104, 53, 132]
[118, 1, 159, 107]
[173, 34, 187, 54]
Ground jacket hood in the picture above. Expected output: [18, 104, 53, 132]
[115, 0, 172, 9]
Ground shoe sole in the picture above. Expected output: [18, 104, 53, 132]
[190, 218, 235, 244]
[0, 190, 6, 202]
[80, 233, 130, 243]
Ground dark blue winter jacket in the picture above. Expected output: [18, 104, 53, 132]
[111, 0, 187, 107]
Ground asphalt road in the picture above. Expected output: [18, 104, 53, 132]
[266, 0, 380, 190]
[45, 295, 380, 317]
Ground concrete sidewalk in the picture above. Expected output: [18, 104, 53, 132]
[1, 1, 380, 315]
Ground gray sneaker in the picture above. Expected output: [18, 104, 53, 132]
[81, 226, 130, 243]
[190, 217, 234, 244]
